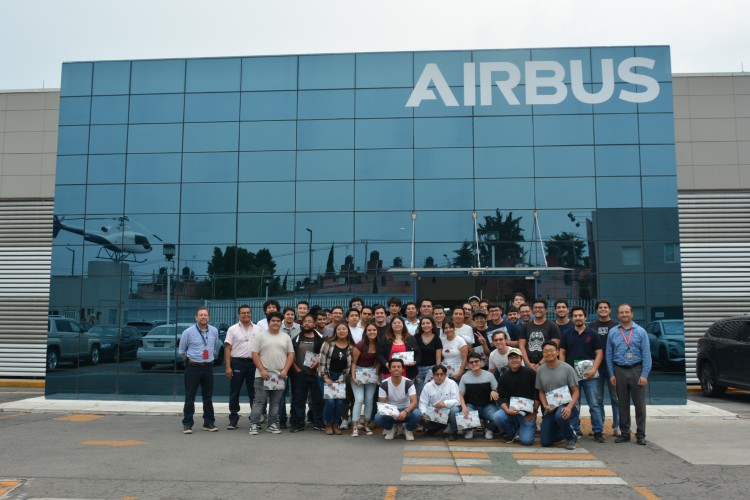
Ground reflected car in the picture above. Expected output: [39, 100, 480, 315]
[46, 316, 101, 370]
[88, 326, 142, 362]
[126, 320, 166, 337]
[697, 316, 750, 397]
[645, 319, 685, 369]
[137, 323, 224, 370]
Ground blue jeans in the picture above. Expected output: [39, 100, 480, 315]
[597, 365, 620, 428]
[375, 406, 422, 431]
[466, 402, 502, 432]
[495, 410, 536, 445]
[415, 365, 434, 398]
[322, 371, 345, 425]
[351, 380, 377, 423]
[540, 405, 578, 446]
[423, 405, 460, 434]
[277, 380, 292, 424]
[573, 378, 603, 433]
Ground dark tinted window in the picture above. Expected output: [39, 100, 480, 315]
[710, 320, 742, 341]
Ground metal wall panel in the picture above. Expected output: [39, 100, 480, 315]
[0, 200, 53, 377]
[679, 191, 750, 384]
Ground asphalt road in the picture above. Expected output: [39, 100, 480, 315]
[1, 387, 749, 500]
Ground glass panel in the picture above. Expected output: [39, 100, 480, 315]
[86, 184, 125, 214]
[475, 147, 534, 178]
[125, 184, 181, 214]
[355, 88, 413, 118]
[242, 56, 298, 91]
[186, 58, 241, 92]
[596, 208, 643, 241]
[532, 85, 592, 115]
[126, 153, 182, 184]
[642, 177, 678, 208]
[474, 117, 533, 147]
[182, 152, 238, 183]
[414, 210, 475, 243]
[181, 183, 237, 213]
[355, 118, 413, 149]
[54, 185, 86, 215]
[237, 182, 295, 212]
[183, 122, 239, 153]
[590, 46, 635, 83]
[595, 145, 640, 176]
[413, 51, 472, 86]
[641, 145, 676, 176]
[639, 113, 675, 144]
[535, 177, 595, 209]
[55, 155, 87, 184]
[534, 115, 593, 146]
[91, 96, 129, 125]
[355, 211, 414, 241]
[414, 86, 472, 118]
[356, 52, 413, 88]
[89, 125, 127, 154]
[179, 214, 237, 245]
[87, 155, 125, 184]
[535, 146, 594, 177]
[355, 149, 413, 180]
[475, 179, 535, 210]
[237, 213, 295, 243]
[593, 83, 638, 114]
[643, 208, 679, 241]
[415, 179, 473, 211]
[295, 212, 354, 243]
[296, 181, 354, 211]
[239, 151, 296, 181]
[298, 54, 355, 90]
[129, 94, 184, 124]
[297, 120, 353, 150]
[184, 93, 240, 122]
[298, 90, 354, 119]
[128, 124, 183, 153]
[59, 97, 91, 125]
[57, 126, 90, 155]
[354, 180, 413, 211]
[92, 61, 131, 95]
[414, 118, 473, 148]
[638, 82, 673, 113]
[131, 60, 185, 94]
[297, 150, 353, 180]
[60, 62, 92, 97]
[239, 121, 296, 151]
[414, 148, 472, 179]
[596, 248, 646, 275]
[240, 91, 297, 121]
[595, 177, 642, 208]
[634, 46, 672, 82]
[530, 47, 592, 84]
[594, 114, 638, 144]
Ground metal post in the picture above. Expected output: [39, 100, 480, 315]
[306, 228, 313, 300]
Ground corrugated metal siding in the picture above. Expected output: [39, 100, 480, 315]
[679, 191, 750, 384]
[0, 200, 53, 377]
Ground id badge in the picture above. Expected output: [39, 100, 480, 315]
[625, 349, 634, 362]
[202, 349, 209, 360]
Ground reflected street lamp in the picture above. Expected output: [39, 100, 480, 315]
[305, 228, 313, 300]
[163, 243, 176, 324]
[65, 247, 75, 276]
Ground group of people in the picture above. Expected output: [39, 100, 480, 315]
[178, 293, 652, 448]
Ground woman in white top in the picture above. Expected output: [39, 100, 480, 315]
[440, 320, 469, 384]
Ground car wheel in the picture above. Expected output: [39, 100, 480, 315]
[700, 363, 726, 397]
[140, 362, 153, 370]
[89, 346, 100, 366]
[47, 349, 59, 370]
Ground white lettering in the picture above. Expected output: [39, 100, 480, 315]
[479, 62, 521, 106]
[463, 63, 476, 106]
[570, 59, 615, 104]
[406, 64, 459, 107]
[618, 57, 660, 103]
[525, 61, 567, 105]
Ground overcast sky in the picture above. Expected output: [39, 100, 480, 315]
[1, 0, 747, 90]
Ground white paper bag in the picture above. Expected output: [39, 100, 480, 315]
[392, 351, 415, 365]
[323, 381, 346, 399]
[303, 351, 318, 368]
[424, 406, 449, 424]
[456, 410, 480, 430]
[263, 371, 285, 391]
[443, 359, 461, 377]
[574, 359, 599, 381]
[509, 396, 534, 414]
[355, 366, 378, 384]
[545, 385, 572, 410]
[377, 402, 400, 418]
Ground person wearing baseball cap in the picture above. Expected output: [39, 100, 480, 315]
[495, 347, 539, 445]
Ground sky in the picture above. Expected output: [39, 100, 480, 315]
[1, 0, 748, 90]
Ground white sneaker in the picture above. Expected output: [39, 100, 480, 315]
[248, 424, 259, 436]
[464, 429, 474, 440]
[364, 425, 373, 436]
[384, 427, 397, 440]
[340, 419, 349, 430]
[266, 423, 282, 434]
[484, 429, 494, 440]
[405, 430, 415, 441]
[613, 428, 622, 437]
[351, 427, 359, 437]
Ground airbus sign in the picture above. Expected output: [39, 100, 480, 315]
[406, 57, 660, 108]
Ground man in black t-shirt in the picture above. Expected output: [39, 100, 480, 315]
[495, 348, 539, 445]
[519, 299, 561, 370]
[588, 299, 621, 436]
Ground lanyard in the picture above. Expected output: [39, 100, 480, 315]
[619, 326, 634, 348]
[196, 323, 208, 347]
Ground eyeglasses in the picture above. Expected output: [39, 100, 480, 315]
[433, 372, 446, 376]
[533, 306, 546, 310]
[468, 360, 482, 364]
[542, 349, 558, 354]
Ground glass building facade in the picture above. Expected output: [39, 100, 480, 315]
[48, 46, 685, 403]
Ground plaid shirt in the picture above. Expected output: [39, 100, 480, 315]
[317, 340, 352, 381]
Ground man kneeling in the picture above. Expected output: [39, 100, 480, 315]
[418, 364, 461, 440]
[495, 347, 539, 445]
[535, 341, 580, 450]
[375, 358, 421, 441]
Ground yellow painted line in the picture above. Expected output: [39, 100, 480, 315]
[0, 379, 45, 388]
[457, 467, 491, 475]
[55, 414, 103, 422]
[513, 453, 597, 460]
[405, 451, 452, 458]
[0, 412, 25, 420]
[527, 468, 617, 476]
[384, 486, 398, 500]
[402, 465, 459, 474]
[634, 485, 662, 500]
[452, 451, 490, 459]
[81, 440, 147, 447]
[121, 497, 139, 500]
[0, 480, 21, 496]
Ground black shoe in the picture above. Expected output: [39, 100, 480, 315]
[615, 434, 631, 443]
[183, 426, 192, 434]
[636, 437, 646, 445]
[279, 422, 288, 429]
[576, 431, 583, 441]
[290, 425, 305, 433]
[227, 423, 238, 430]
[425, 428, 439, 436]
[203, 424, 219, 432]
[312, 424, 326, 431]
[446, 433, 458, 441]
[594, 432, 605, 443]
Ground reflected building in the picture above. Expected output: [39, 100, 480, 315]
[41, 46, 688, 402]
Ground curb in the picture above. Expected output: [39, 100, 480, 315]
[0, 379, 45, 388]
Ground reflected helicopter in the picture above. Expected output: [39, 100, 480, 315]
[53, 215, 163, 263]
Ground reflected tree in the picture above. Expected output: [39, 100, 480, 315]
[451, 210, 527, 267]
[203, 245, 281, 299]
[544, 232, 586, 268]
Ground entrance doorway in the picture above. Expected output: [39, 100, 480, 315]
[416, 275, 536, 309]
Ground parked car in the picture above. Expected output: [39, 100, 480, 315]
[88, 326, 142, 362]
[126, 320, 166, 337]
[697, 316, 750, 397]
[137, 323, 224, 370]
[46, 316, 101, 370]
[645, 319, 685, 369]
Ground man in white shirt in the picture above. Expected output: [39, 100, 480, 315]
[419, 364, 460, 440]
[452, 306, 475, 345]
[375, 358, 421, 440]
[224, 305, 260, 430]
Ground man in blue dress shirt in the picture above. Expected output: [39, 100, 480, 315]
[606, 304, 651, 445]
[179, 306, 220, 434]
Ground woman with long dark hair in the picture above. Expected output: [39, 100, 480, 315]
[351, 323, 380, 436]
[318, 322, 354, 435]
[377, 316, 421, 381]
